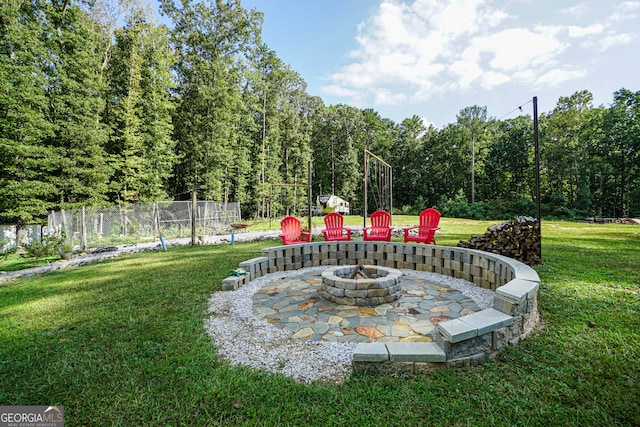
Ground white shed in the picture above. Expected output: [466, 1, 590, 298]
[317, 195, 350, 215]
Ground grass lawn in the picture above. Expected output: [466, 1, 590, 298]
[0, 254, 61, 273]
[1, 219, 638, 426]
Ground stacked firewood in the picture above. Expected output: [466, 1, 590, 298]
[458, 216, 541, 266]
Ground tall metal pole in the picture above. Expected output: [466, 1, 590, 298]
[471, 132, 475, 204]
[533, 96, 542, 261]
[308, 161, 313, 232]
[269, 185, 273, 229]
[389, 167, 393, 224]
[363, 150, 368, 228]
[363, 149, 392, 226]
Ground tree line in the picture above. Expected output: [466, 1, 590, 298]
[2, 0, 639, 228]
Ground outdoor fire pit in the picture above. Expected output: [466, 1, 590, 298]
[320, 265, 403, 306]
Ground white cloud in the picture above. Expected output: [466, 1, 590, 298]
[473, 27, 566, 71]
[610, 1, 640, 21]
[597, 33, 637, 50]
[322, 84, 358, 98]
[450, 58, 483, 89]
[373, 89, 409, 106]
[559, 4, 589, 17]
[567, 24, 605, 38]
[581, 31, 638, 51]
[536, 67, 587, 86]
[482, 71, 510, 88]
[324, 0, 638, 109]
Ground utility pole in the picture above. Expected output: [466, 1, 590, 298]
[471, 130, 475, 204]
[533, 96, 541, 261]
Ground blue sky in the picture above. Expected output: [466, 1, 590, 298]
[157, 0, 640, 127]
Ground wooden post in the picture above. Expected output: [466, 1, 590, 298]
[191, 186, 197, 246]
[81, 206, 87, 251]
[153, 203, 158, 239]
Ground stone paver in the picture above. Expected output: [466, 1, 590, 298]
[252, 270, 482, 343]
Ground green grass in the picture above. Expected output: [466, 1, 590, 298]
[1, 220, 639, 426]
[0, 252, 61, 272]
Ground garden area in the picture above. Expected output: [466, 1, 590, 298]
[0, 218, 638, 426]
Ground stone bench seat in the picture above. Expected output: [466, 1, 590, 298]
[221, 241, 540, 373]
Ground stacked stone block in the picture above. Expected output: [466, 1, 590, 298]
[220, 241, 540, 373]
[320, 265, 402, 306]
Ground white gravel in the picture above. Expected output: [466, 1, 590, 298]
[203, 267, 494, 384]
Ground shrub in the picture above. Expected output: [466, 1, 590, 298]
[437, 190, 537, 220]
[21, 234, 62, 263]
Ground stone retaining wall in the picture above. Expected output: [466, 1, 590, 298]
[221, 241, 540, 373]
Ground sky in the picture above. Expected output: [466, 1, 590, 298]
[157, 0, 640, 128]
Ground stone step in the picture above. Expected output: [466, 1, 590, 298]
[353, 341, 446, 363]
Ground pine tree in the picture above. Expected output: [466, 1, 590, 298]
[0, 0, 57, 225]
[106, 9, 176, 203]
[161, 0, 262, 201]
[138, 22, 176, 201]
[43, 1, 111, 208]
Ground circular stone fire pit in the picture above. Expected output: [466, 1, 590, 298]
[321, 265, 403, 306]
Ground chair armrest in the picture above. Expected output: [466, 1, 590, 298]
[403, 226, 417, 237]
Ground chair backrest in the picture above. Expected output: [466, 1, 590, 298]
[324, 212, 344, 230]
[419, 208, 440, 230]
[280, 216, 301, 241]
[369, 210, 391, 229]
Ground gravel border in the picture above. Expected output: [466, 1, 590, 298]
[204, 267, 494, 384]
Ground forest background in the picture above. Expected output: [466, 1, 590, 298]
[2, 0, 639, 229]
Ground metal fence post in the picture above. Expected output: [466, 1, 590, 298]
[81, 206, 87, 251]
[191, 187, 197, 246]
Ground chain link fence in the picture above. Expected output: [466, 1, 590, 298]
[47, 201, 241, 248]
[1, 225, 44, 252]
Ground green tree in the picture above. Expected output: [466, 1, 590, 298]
[139, 21, 177, 201]
[243, 43, 317, 218]
[541, 90, 596, 217]
[246, 45, 284, 217]
[43, 0, 111, 208]
[604, 88, 640, 217]
[388, 115, 427, 211]
[0, 0, 57, 226]
[311, 105, 364, 211]
[483, 116, 533, 202]
[106, 9, 176, 202]
[426, 123, 469, 208]
[161, 0, 262, 201]
[456, 105, 488, 203]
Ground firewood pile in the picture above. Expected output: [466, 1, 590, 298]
[458, 216, 541, 266]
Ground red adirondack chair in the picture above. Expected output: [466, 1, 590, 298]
[322, 212, 352, 241]
[363, 210, 392, 242]
[404, 208, 441, 244]
[279, 216, 312, 245]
